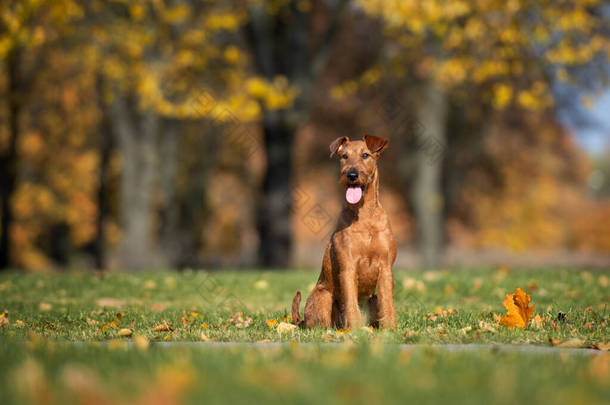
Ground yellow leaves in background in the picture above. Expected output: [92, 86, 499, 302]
[499, 287, 534, 329]
[204, 12, 242, 31]
[246, 76, 297, 110]
[492, 83, 513, 109]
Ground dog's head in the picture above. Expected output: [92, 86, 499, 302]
[329, 135, 389, 205]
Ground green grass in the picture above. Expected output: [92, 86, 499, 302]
[0, 268, 609, 405]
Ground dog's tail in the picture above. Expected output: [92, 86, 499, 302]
[291, 291, 303, 326]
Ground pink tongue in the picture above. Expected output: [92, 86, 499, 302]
[346, 187, 362, 204]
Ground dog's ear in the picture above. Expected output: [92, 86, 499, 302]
[329, 136, 349, 158]
[364, 135, 388, 155]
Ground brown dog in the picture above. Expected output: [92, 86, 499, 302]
[292, 135, 397, 329]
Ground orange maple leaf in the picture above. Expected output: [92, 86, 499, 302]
[499, 287, 534, 328]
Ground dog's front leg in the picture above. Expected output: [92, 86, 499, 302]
[339, 266, 362, 328]
[377, 264, 397, 329]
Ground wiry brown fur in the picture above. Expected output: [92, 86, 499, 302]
[292, 135, 397, 329]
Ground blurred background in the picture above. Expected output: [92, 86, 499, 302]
[0, 0, 609, 272]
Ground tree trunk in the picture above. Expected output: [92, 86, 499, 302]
[111, 95, 159, 271]
[158, 118, 181, 268]
[411, 83, 448, 269]
[0, 49, 22, 270]
[257, 111, 295, 267]
[244, 0, 348, 268]
[93, 77, 114, 270]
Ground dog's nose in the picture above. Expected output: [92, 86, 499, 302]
[347, 171, 359, 182]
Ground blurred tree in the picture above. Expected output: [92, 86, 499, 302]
[86, 0, 252, 270]
[359, 0, 610, 267]
[0, 0, 83, 269]
[242, 0, 350, 267]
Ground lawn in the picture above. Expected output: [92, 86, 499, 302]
[0, 267, 609, 405]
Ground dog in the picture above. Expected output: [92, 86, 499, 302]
[292, 135, 397, 329]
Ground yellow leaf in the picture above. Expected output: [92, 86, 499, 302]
[551, 338, 584, 348]
[336, 328, 351, 337]
[118, 328, 133, 337]
[152, 323, 173, 332]
[499, 287, 534, 329]
[277, 322, 297, 335]
[266, 319, 278, 329]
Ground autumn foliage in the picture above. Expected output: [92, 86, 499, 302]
[499, 288, 535, 329]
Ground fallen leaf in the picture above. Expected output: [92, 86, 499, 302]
[144, 280, 157, 289]
[599, 275, 609, 288]
[594, 342, 610, 351]
[118, 328, 133, 337]
[499, 287, 534, 329]
[0, 317, 8, 327]
[179, 316, 189, 326]
[336, 328, 351, 337]
[152, 323, 173, 332]
[425, 307, 458, 321]
[39, 302, 51, 311]
[360, 326, 374, 334]
[550, 338, 584, 348]
[86, 318, 98, 325]
[478, 321, 497, 333]
[201, 322, 209, 329]
[277, 322, 297, 335]
[282, 314, 292, 323]
[116, 312, 125, 321]
[14, 319, 25, 328]
[200, 332, 215, 342]
[459, 326, 472, 334]
[266, 319, 278, 329]
[403, 330, 419, 338]
[231, 312, 252, 328]
[163, 334, 172, 341]
[151, 304, 166, 311]
[99, 320, 118, 333]
[254, 280, 269, 289]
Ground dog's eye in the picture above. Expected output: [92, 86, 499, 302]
[362, 153, 370, 159]
[341, 154, 348, 159]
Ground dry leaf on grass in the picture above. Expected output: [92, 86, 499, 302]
[425, 307, 458, 322]
[594, 342, 610, 351]
[478, 321, 497, 333]
[459, 326, 473, 334]
[499, 287, 534, 329]
[231, 312, 253, 328]
[336, 328, 351, 337]
[200, 332, 215, 342]
[0, 316, 8, 327]
[152, 322, 173, 332]
[151, 304, 166, 311]
[266, 319, 278, 329]
[360, 326, 374, 334]
[550, 338, 584, 348]
[39, 302, 51, 311]
[277, 322, 297, 335]
[118, 328, 133, 337]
